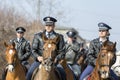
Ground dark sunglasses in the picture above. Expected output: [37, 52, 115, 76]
[45, 25, 53, 26]
[99, 30, 107, 32]
[17, 32, 24, 34]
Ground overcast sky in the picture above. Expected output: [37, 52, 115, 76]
[1, 0, 120, 50]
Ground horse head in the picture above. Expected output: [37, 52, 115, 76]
[97, 41, 116, 79]
[42, 34, 59, 61]
[4, 42, 18, 72]
[40, 34, 60, 71]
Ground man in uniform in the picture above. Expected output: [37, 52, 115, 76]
[79, 22, 118, 80]
[65, 30, 83, 79]
[2, 27, 31, 80]
[26, 16, 65, 80]
[10, 27, 31, 68]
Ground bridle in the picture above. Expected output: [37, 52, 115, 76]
[98, 48, 115, 69]
[6, 48, 17, 67]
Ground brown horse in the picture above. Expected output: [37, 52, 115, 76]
[77, 49, 88, 73]
[32, 34, 62, 80]
[59, 58, 75, 80]
[88, 41, 116, 80]
[4, 42, 26, 80]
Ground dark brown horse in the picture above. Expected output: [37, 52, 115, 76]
[88, 41, 116, 80]
[32, 34, 61, 80]
[4, 42, 26, 80]
[59, 58, 75, 80]
[77, 48, 88, 73]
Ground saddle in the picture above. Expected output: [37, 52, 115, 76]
[31, 67, 39, 80]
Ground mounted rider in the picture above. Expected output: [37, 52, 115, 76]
[26, 16, 65, 80]
[2, 27, 31, 80]
[10, 27, 31, 68]
[79, 22, 118, 80]
[65, 30, 84, 79]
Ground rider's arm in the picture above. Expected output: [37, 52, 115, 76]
[56, 34, 65, 61]
[87, 41, 97, 67]
[20, 41, 31, 61]
[32, 33, 43, 61]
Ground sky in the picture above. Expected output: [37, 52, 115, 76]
[1, 0, 120, 50]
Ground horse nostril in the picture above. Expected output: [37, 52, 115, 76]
[103, 71, 107, 74]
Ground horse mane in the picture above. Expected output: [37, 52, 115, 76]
[42, 33, 60, 44]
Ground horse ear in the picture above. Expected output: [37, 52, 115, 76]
[12, 42, 15, 48]
[53, 35, 59, 44]
[4, 42, 8, 47]
[113, 42, 116, 49]
[102, 41, 108, 47]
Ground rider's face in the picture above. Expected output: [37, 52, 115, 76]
[16, 32, 24, 38]
[99, 30, 108, 38]
[45, 25, 55, 33]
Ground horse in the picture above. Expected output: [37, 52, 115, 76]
[59, 58, 75, 80]
[77, 48, 88, 73]
[87, 41, 116, 80]
[4, 42, 26, 80]
[111, 51, 120, 78]
[32, 34, 62, 80]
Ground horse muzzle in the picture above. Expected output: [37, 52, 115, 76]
[99, 65, 110, 79]
[7, 64, 14, 72]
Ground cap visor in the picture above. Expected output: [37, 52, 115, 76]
[99, 28, 108, 31]
[17, 30, 24, 33]
[45, 22, 54, 26]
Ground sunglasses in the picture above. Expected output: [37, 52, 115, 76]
[45, 25, 53, 26]
[99, 30, 107, 32]
[17, 32, 24, 34]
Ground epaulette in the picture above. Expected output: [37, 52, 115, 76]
[34, 32, 43, 35]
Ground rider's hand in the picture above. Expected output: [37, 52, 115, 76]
[37, 56, 43, 62]
[54, 58, 58, 64]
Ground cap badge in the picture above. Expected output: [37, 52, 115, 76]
[47, 18, 50, 21]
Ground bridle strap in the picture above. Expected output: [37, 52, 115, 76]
[6, 63, 15, 67]
[100, 64, 109, 67]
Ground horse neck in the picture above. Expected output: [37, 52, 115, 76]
[90, 58, 101, 80]
[14, 58, 23, 70]
[90, 67, 100, 80]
